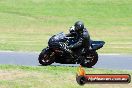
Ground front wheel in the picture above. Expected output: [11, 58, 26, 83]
[80, 51, 98, 68]
[38, 48, 55, 66]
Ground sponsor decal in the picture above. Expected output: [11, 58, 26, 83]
[76, 66, 131, 85]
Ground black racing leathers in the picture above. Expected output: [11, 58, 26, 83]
[66, 28, 90, 52]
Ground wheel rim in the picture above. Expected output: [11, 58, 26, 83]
[41, 52, 55, 63]
[41, 54, 49, 63]
[85, 54, 95, 64]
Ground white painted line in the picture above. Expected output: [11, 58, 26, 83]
[0, 51, 15, 53]
[0, 51, 39, 53]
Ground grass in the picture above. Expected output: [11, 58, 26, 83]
[0, 65, 131, 88]
[0, 1, 131, 88]
[0, 0, 132, 53]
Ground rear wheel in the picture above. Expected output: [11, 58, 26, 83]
[38, 48, 55, 66]
[80, 51, 98, 68]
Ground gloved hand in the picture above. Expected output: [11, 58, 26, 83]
[69, 26, 75, 33]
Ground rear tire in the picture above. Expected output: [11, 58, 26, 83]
[38, 48, 55, 66]
[80, 51, 98, 68]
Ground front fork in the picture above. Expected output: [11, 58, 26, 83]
[49, 52, 55, 58]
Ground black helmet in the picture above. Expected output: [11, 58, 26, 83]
[74, 21, 84, 32]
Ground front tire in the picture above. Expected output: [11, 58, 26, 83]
[38, 48, 55, 66]
[80, 51, 98, 68]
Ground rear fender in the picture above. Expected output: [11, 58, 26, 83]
[91, 41, 105, 50]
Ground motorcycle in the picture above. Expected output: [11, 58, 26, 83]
[38, 32, 105, 67]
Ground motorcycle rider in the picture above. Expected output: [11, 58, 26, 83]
[66, 21, 91, 56]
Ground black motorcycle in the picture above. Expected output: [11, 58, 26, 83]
[38, 32, 105, 67]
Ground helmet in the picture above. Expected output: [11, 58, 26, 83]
[74, 21, 84, 33]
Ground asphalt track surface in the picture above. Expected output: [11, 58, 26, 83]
[0, 51, 132, 70]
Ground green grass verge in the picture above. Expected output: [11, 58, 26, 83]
[0, 0, 132, 53]
[0, 65, 131, 88]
